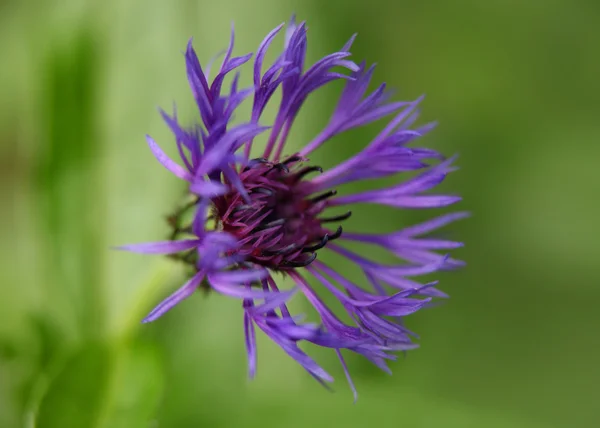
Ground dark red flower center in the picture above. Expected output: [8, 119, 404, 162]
[214, 155, 349, 270]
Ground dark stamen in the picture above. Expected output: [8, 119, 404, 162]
[320, 211, 352, 223]
[269, 162, 290, 174]
[255, 218, 286, 231]
[282, 252, 317, 267]
[302, 234, 329, 252]
[232, 205, 253, 214]
[309, 190, 337, 204]
[294, 166, 323, 181]
[262, 243, 299, 256]
[244, 157, 269, 171]
[250, 187, 274, 196]
[239, 261, 256, 269]
[283, 155, 302, 165]
[328, 226, 343, 241]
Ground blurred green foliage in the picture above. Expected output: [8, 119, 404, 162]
[1, 0, 599, 427]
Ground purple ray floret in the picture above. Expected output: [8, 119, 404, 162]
[119, 16, 466, 400]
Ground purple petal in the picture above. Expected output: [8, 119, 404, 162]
[221, 23, 236, 72]
[146, 135, 192, 181]
[284, 14, 298, 48]
[392, 248, 466, 269]
[196, 124, 269, 175]
[159, 108, 194, 171]
[368, 96, 424, 149]
[244, 313, 257, 378]
[254, 23, 285, 86]
[257, 317, 334, 382]
[185, 40, 213, 126]
[210, 268, 268, 285]
[143, 271, 205, 322]
[341, 33, 358, 52]
[338, 101, 411, 133]
[332, 193, 461, 208]
[189, 179, 228, 197]
[208, 281, 277, 299]
[396, 212, 471, 237]
[249, 288, 298, 315]
[243, 301, 257, 378]
[201, 231, 239, 250]
[212, 53, 253, 96]
[117, 239, 201, 254]
[336, 349, 358, 402]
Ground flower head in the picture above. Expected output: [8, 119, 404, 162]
[121, 17, 466, 400]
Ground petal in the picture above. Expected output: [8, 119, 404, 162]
[159, 108, 195, 171]
[336, 349, 358, 403]
[258, 318, 334, 382]
[210, 283, 273, 299]
[210, 268, 268, 285]
[116, 239, 200, 254]
[142, 271, 205, 322]
[189, 179, 228, 197]
[249, 288, 298, 315]
[254, 23, 285, 86]
[146, 135, 192, 180]
[341, 33, 357, 52]
[243, 304, 257, 378]
[396, 211, 471, 237]
[332, 193, 461, 208]
[196, 124, 269, 175]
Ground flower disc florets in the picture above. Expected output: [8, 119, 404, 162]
[120, 16, 467, 400]
[217, 155, 343, 270]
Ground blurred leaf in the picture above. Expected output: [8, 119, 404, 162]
[34, 339, 164, 428]
[35, 27, 106, 339]
[29, 314, 68, 371]
[36, 343, 113, 428]
[99, 341, 164, 428]
[17, 314, 69, 425]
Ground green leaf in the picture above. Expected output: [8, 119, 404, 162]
[35, 340, 164, 428]
[36, 343, 113, 428]
[99, 341, 164, 428]
[35, 28, 106, 340]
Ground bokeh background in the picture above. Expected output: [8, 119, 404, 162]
[2, 0, 599, 427]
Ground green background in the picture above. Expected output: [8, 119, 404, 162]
[1, 0, 599, 427]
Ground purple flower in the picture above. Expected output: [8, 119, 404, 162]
[120, 17, 466, 400]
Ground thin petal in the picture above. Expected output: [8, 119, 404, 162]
[143, 271, 205, 322]
[210, 268, 268, 285]
[249, 288, 298, 315]
[146, 135, 192, 180]
[189, 179, 228, 197]
[116, 239, 200, 254]
[397, 212, 471, 237]
[243, 302, 257, 378]
[336, 349, 358, 403]
[332, 193, 461, 208]
[255, 23, 285, 86]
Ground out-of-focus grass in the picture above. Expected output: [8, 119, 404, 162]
[1, 0, 599, 427]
